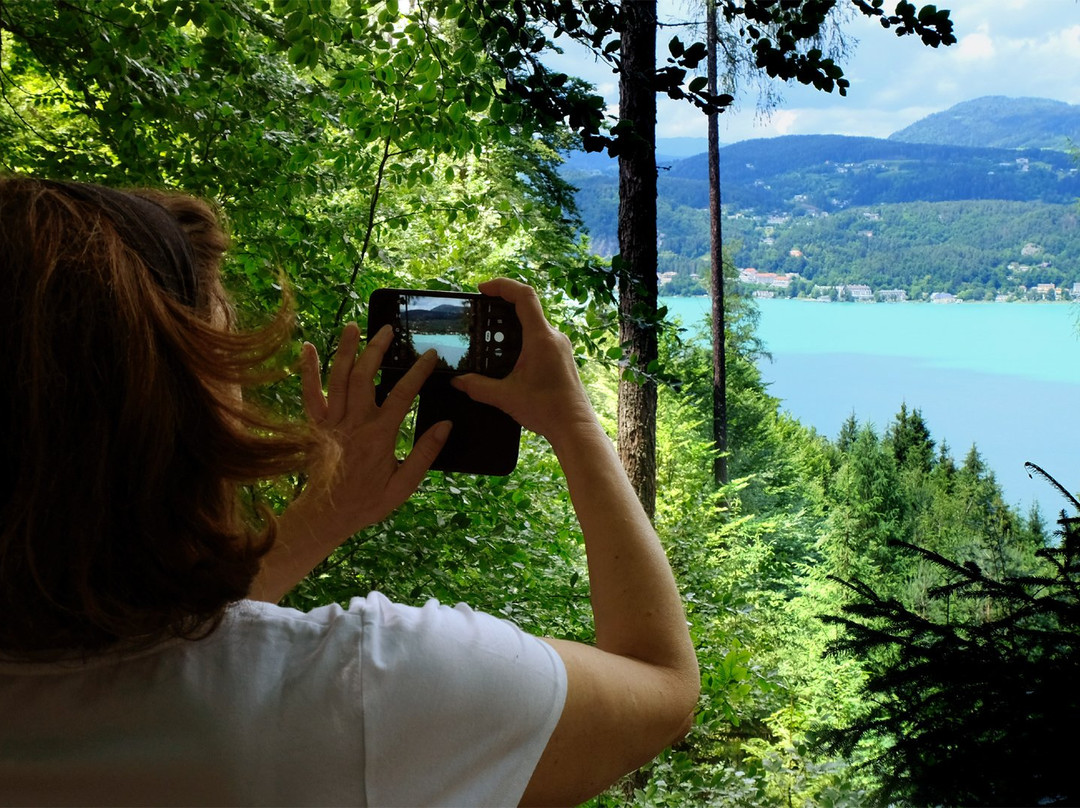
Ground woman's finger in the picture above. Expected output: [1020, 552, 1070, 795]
[449, 372, 500, 409]
[325, 323, 362, 424]
[300, 342, 328, 423]
[349, 324, 393, 401]
[386, 420, 453, 506]
[379, 349, 439, 423]
[477, 277, 547, 335]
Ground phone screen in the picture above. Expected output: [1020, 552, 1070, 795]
[369, 289, 521, 378]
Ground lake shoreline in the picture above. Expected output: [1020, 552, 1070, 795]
[664, 294, 1079, 307]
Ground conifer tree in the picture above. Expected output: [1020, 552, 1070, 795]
[819, 464, 1080, 807]
[886, 403, 934, 474]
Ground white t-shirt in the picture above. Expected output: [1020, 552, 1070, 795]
[0, 594, 567, 807]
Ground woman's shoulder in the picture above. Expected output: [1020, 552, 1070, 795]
[225, 591, 461, 639]
[225, 593, 565, 704]
[227, 592, 558, 668]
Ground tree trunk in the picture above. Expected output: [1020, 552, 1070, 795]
[616, 0, 658, 519]
[707, 0, 728, 486]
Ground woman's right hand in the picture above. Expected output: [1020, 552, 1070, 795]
[450, 278, 596, 444]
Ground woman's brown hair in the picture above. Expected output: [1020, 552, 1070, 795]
[0, 176, 325, 654]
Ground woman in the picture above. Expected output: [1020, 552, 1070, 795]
[0, 176, 699, 806]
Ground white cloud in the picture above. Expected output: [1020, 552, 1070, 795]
[955, 29, 996, 62]
[1049, 23, 1080, 49]
[771, 110, 800, 135]
[595, 81, 618, 98]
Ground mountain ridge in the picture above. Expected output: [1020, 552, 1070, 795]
[889, 96, 1080, 150]
[560, 95, 1079, 175]
[567, 132, 1080, 256]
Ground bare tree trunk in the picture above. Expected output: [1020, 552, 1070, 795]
[616, 0, 658, 519]
[707, 0, 728, 486]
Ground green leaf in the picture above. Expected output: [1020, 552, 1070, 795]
[314, 20, 335, 43]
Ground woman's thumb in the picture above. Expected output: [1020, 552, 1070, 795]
[451, 373, 502, 408]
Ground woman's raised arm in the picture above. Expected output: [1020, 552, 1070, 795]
[451, 279, 700, 807]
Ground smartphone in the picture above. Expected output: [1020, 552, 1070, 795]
[367, 289, 523, 475]
[367, 289, 522, 377]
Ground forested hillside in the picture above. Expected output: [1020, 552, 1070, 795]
[681, 136, 1080, 208]
[564, 98, 1080, 299]
[732, 199, 1080, 298]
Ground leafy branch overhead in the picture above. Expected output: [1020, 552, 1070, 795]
[726, 0, 955, 92]
[0, 0, 956, 167]
[0, 0, 607, 341]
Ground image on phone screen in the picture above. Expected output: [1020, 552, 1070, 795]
[399, 294, 475, 372]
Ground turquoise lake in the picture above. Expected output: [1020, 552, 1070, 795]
[661, 296, 1080, 517]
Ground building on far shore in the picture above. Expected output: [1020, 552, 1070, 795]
[1033, 282, 1058, 300]
[738, 267, 800, 289]
[877, 289, 908, 302]
[842, 284, 873, 302]
[931, 292, 959, 304]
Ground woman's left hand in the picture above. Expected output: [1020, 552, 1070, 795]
[298, 322, 450, 532]
[249, 323, 450, 603]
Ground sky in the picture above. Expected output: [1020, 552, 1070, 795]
[543, 0, 1080, 143]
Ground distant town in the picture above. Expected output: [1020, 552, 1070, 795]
[657, 266, 1080, 303]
